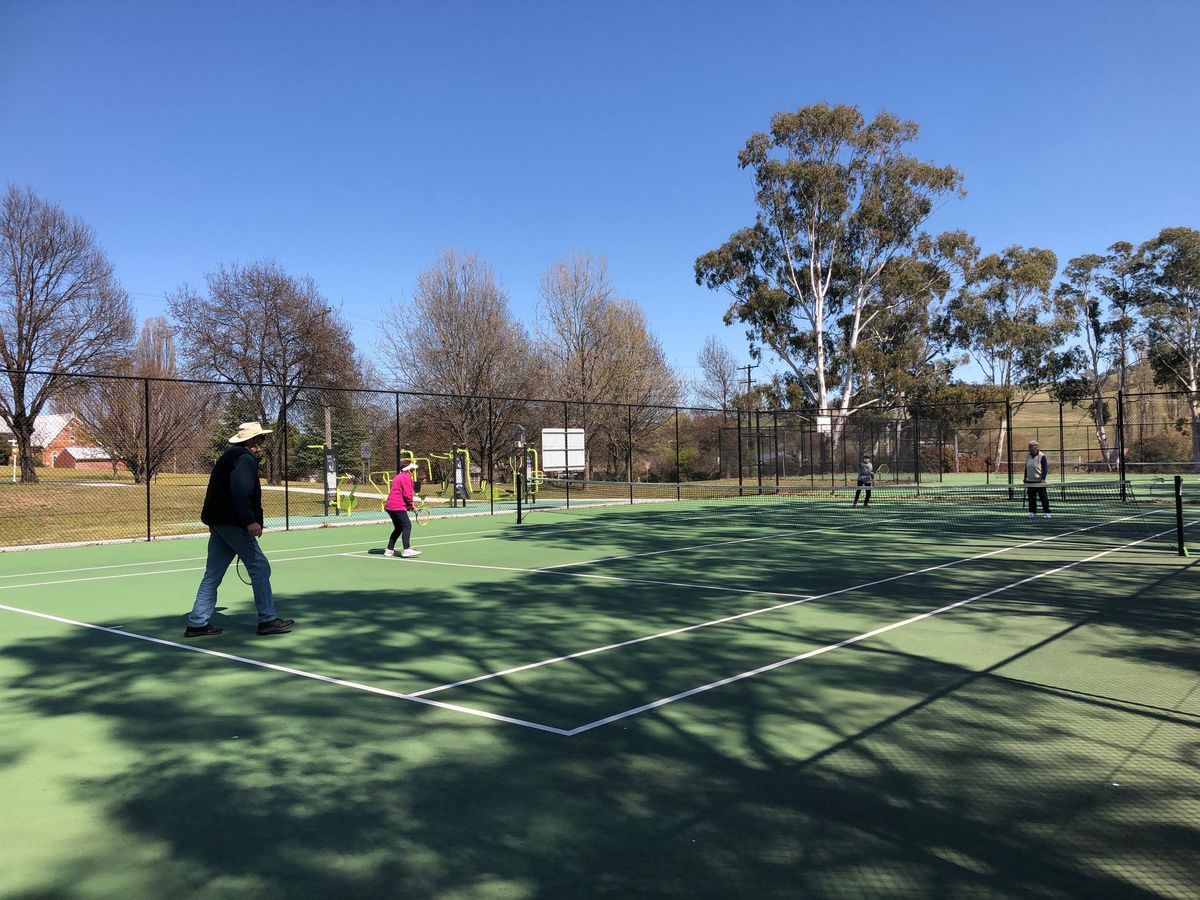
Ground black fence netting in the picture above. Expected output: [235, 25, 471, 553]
[1, 369, 1197, 548]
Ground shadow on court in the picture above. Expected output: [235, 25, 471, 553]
[0, 554, 1197, 898]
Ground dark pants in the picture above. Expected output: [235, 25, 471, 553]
[1027, 485, 1050, 513]
[387, 509, 412, 550]
[854, 482, 872, 507]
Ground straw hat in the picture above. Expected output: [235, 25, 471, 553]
[229, 422, 273, 444]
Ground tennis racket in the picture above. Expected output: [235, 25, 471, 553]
[413, 497, 431, 526]
[874, 463, 889, 477]
[236, 556, 252, 585]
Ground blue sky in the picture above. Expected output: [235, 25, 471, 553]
[3, 0, 1198, 390]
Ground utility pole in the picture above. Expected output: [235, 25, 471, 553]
[738, 363, 759, 401]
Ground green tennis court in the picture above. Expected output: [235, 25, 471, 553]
[2, 484, 1197, 897]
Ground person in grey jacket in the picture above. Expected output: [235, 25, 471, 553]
[853, 454, 874, 508]
[184, 422, 293, 637]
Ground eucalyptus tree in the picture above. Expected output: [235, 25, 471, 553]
[948, 245, 1068, 465]
[694, 103, 964, 453]
[0, 185, 136, 482]
[1134, 227, 1200, 464]
[1054, 254, 1114, 461]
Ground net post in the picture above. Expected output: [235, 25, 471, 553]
[516, 470, 524, 524]
[1175, 475, 1186, 556]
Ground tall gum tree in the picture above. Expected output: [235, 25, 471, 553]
[1135, 227, 1200, 466]
[694, 103, 964, 453]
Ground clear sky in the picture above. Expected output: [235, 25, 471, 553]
[3, 0, 1198, 391]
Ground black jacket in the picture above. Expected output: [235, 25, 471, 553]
[201, 445, 264, 528]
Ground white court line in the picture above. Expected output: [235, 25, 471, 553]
[408, 512, 1158, 697]
[0, 601, 569, 735]
[564, 521, 1187, 735]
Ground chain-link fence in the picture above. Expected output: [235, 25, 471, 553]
[3, 370, 1198, 547]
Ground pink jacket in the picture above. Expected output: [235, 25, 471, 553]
[385, 471, 416, 511]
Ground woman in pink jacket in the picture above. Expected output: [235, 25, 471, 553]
[383, 461, 421, 558]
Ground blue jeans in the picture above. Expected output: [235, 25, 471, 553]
[188, 525, 277, 626]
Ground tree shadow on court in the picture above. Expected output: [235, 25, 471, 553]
[2, 551, 1197, 898]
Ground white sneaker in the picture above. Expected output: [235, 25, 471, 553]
[401, 548, 421, 558]
[383, 548, 394, 557]
[1042, 513, 1051, 519]
[1027, 513, 1035, 519]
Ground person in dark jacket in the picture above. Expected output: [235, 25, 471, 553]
[184, 422, 293, 637]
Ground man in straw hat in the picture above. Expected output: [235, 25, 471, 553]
[184, 422, 294, 637]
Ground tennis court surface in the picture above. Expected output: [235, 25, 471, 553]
[2, 482, 1198, 897]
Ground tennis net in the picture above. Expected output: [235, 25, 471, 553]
[519, 477, 1188, 547]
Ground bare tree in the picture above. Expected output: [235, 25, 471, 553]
[378, 249, 537, 472]
[537, 254, 680, 476]
[74, 317, 219, 483]
[694, 336, 740, 409]
[168, 261, 359, 482]
[0, 185, 136, 482]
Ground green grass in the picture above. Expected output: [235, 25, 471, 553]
[1, 509, 1197, 897]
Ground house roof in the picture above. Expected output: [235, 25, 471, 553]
[61, 446, 113, 461]
[31, 414, 73, 447]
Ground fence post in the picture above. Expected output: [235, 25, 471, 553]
[774, 410, 780, 487]
[488, 396, 494, 516]
[282, 393, 289, 530]
[394, 392, 401, 474]
[1117, 391, 1127, 501]
[755, 409, 763, 493]
[913, 415, 921, 487]
[1005, 398, 1014, 490]
[627, 404, 633, 503]
[729, 408, 739, 494]
[674, 408, 680, 499]
[144, 378, 151, 541]
[1058, 400, 1065, 486]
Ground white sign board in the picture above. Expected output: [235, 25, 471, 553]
[541, 428, 585, 473]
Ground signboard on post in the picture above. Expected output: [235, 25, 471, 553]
[359, 441, 372, 461]
[324, 448, 339, 515]
[541, 428, 585, 475]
